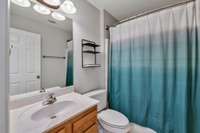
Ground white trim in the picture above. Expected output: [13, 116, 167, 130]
[0, 0, 9, 132]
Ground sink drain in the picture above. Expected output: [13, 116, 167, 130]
[50, 115, 57, 119]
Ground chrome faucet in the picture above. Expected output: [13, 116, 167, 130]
[42, 93, 57, 106]
[40, 88, 46, 93]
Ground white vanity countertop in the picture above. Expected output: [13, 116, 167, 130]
[10, 92, 99, 133]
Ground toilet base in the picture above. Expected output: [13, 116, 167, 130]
[98, 122, 112, 133]
[98, 122, 157, 133]
[129, 123, 157, 133]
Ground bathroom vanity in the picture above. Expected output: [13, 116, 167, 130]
[10, 92, 99, 133]
[45, 106, 97, 133]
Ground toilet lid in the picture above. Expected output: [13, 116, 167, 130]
[98, 109, 129, 128]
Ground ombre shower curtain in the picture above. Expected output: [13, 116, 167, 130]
[66, 41, 73, 86]
[109, 1, 200, 133]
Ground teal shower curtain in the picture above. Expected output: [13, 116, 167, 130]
[66, 41, 73, 86]
[109, 1, 200, 133]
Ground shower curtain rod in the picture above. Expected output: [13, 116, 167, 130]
[107, 0, 195, 29]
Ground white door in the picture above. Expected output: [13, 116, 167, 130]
[9, 28, 41, 95]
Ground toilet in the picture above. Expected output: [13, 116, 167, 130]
[98, 109, 130, 133]
[84, 89, 130, 133]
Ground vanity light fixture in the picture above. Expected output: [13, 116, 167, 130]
[33, 4, 51, 15]
[61, 0, 77, 14]
[11, 0, 31, 7]
[51, 12, 66, 21]
[12, 0, 77, 21]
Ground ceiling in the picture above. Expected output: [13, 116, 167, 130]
[87, 0, 187, 20]
[10, 3, 72, 32]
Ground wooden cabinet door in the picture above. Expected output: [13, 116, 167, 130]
[57, 129, 65, 133]
[84, 124, 97, 133]
[73, 110, 97, 133]
[47, 123, 72, 133]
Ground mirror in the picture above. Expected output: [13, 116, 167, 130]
[9, 2, 73, 96]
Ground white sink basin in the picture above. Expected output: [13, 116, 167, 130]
[31, 101, 75, 121]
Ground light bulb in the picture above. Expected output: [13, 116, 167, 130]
[51, 12, 66, 21]
[61, 0, 77, 14]
[33, 4, 51, 15]
[11, 0, 31, 7]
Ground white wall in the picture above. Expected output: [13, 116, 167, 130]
[83, 1, 120, 95]
[65, 0, 118, 94]
[0, 0, 9, 132]
[68, 0, 104, 93]
[10, 13, 72, 89]
[104, 10, 118, 39]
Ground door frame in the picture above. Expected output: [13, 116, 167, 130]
[0, 0, 9, 132]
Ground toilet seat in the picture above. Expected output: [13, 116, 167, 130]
[98, 109, 129, 133]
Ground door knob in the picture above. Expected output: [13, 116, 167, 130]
[37, 75, 40, 79]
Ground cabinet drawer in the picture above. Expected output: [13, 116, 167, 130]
[84, 124, 97, 133]
[46, 123, 72, 133]
[73, 110, 97, 132]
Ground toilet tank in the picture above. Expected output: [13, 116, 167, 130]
[84, 89, 107, 111]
